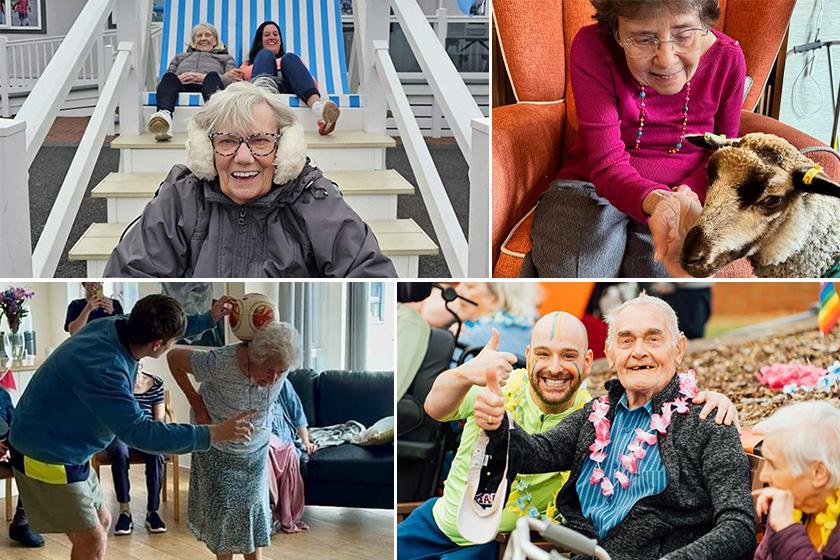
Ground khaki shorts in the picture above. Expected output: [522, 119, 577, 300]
[13, 466, 104, 534]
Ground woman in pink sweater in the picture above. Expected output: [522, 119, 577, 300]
[528, 0, 745, 278]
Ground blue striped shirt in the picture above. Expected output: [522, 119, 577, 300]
[135, 373, 165, 419]
[576, 394, 668, 538]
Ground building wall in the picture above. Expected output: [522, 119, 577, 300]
[0, 0, 90, 39]
[711, 282, 819, 316]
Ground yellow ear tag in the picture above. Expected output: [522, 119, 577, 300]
[803, 164, 823, 186]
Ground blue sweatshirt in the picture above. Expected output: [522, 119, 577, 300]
[10, 313, 215, 465]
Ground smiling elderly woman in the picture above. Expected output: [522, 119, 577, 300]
[104, 81, 397, 278]
[753, 401, 840, 559]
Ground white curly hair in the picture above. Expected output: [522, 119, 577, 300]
[247, 321, 302, 370]
[186, 80, 307, 186]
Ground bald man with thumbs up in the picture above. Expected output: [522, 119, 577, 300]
[398, 313, 595, 560]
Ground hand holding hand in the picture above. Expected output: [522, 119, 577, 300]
[459, 328, 517, 388]
[474, 369, 506, 432]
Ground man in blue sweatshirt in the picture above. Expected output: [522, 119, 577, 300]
[9, 294, 256, 560]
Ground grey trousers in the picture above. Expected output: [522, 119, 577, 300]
[523, 179, 667, 278]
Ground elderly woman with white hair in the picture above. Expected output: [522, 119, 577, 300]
[104, 80, 396, 278]
[147, 22, 243, 141]
[168, 322, 303, 560]
[753, 401, 840, 559]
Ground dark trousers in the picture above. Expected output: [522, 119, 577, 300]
[661, 287, 712, 340]
[105, 438, 164, 512]
[251, 49, 320, 103]
[397, 498, 499, 560]
[155, 71, 224, 113]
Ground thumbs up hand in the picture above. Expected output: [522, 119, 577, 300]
[460, 328, 517, 388]
[475, 369, 507, 432]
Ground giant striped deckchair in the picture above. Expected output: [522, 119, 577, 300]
[143, 0, 360, 108]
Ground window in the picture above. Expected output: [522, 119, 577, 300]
[0, 0, 46, 34]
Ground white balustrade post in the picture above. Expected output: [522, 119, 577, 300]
[430, 8, 447, 139]
[467, 117, 490, 276]
[0, 37, 9, 118]
[96, 35, 106, 94]
[356, 0, 389, 134]
[0, 119, 33, 276]
[115, 0, 142, 135]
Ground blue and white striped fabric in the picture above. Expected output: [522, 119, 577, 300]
[148, 0, 356, 106]
[142, 91, 362, 107]
[576, 394, 669, 538]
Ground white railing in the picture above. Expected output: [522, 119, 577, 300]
[0, 0, 151, 277]
[358, 0, 489, 276]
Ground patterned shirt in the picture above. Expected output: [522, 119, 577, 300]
[576, 393, 668, 538]
[134, 373, 165, 419]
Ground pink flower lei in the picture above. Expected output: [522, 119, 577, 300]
[588, 371, 698, 497]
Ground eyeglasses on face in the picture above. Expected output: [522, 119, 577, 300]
[208, 132, 282, 157]
[615, 27, 710, 58]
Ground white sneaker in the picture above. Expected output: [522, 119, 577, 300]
[147, 110, 173, 141]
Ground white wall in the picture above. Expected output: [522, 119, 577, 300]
[778, 0, 840, 146]
[0, 0, 92, 39]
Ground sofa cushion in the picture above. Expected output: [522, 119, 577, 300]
[307, 443, 393, 487]
[316, 370, 394, 428]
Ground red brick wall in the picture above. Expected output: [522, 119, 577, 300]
[711, 282, 819, 316]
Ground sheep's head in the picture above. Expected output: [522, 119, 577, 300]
[680, 132, 840, 276]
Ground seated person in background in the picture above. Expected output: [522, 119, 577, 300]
[474, 294, 755, 560]
[0, 383, 43, 547]
[106, 369, 167, 536]
[65, 282, 124, 335]
[104, 81, 396, 278]
[267, 377, 318, 534]
[147, 22, 243, 141]
[753, 401, 840, 559]
[243, 21, 340, 135]
[450, 282, 539, 366]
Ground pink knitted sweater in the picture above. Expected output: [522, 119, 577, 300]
[558, 24, 746, 223]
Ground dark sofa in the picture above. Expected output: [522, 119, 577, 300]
[287, 369, 394, 510]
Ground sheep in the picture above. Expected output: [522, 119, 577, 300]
[680, 132, 840, 278]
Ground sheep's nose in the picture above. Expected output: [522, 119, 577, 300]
[680, 227, 706, 266]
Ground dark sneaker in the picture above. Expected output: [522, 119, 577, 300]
[145, 511, 167, 534]
[8, 524, 45, 547]
[114, 512, 133, 535]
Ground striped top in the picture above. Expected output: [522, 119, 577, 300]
[135, 373, 165, 419]
[576, 393, 668, 538]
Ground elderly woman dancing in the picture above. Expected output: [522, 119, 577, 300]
[168, 322, 302, 560]
[753, 401, 840, 559]
[104, 80, 396, 278]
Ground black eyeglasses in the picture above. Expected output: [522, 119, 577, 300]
[208, 132, 282, 157]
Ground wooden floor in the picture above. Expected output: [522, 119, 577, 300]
[0, 467, 394, 559]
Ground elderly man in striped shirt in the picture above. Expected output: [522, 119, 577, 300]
[474, 294, 756, 560]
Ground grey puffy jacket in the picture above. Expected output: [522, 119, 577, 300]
[103, 164, 398, 278]
[165, 47, 238, 86]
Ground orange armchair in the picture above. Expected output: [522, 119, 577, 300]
[492, 0, 840, 277]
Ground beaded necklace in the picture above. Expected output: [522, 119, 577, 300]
[634, 82, 691, 153]
[792, 486, 840, 551]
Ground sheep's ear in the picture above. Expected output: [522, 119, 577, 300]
[685, 132, 741, 150]
[793, 165, 840, 198]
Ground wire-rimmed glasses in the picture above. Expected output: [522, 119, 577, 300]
[615, 27, 710, 58]
[208, 132, 282, 157]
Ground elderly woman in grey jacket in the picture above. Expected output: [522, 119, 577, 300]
[148, 23, 243, 141]
[105, 80, 397, 278]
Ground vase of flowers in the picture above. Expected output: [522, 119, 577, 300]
[0, 287, 35, 363]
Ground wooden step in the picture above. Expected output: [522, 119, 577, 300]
[91, 170, 415, 222]
[68, 220, 438, 278]
[112, 131, 396, 172]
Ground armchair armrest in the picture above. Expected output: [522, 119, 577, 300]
[739, 111, 840, 179]
[492, 102, 567, 262]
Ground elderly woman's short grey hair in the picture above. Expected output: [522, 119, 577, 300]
[185, 80, 307, 186]
[247, 321, 302, 370]
[604, 293, 680, 354]
[188, 23, 224, 50]
[754, 401, 840, 488]
[591, 0, 721, 34]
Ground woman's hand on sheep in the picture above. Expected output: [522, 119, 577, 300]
[752, 487, 796, 532]
[648, 186, 701, 277]
[474, 369, 506, 431]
